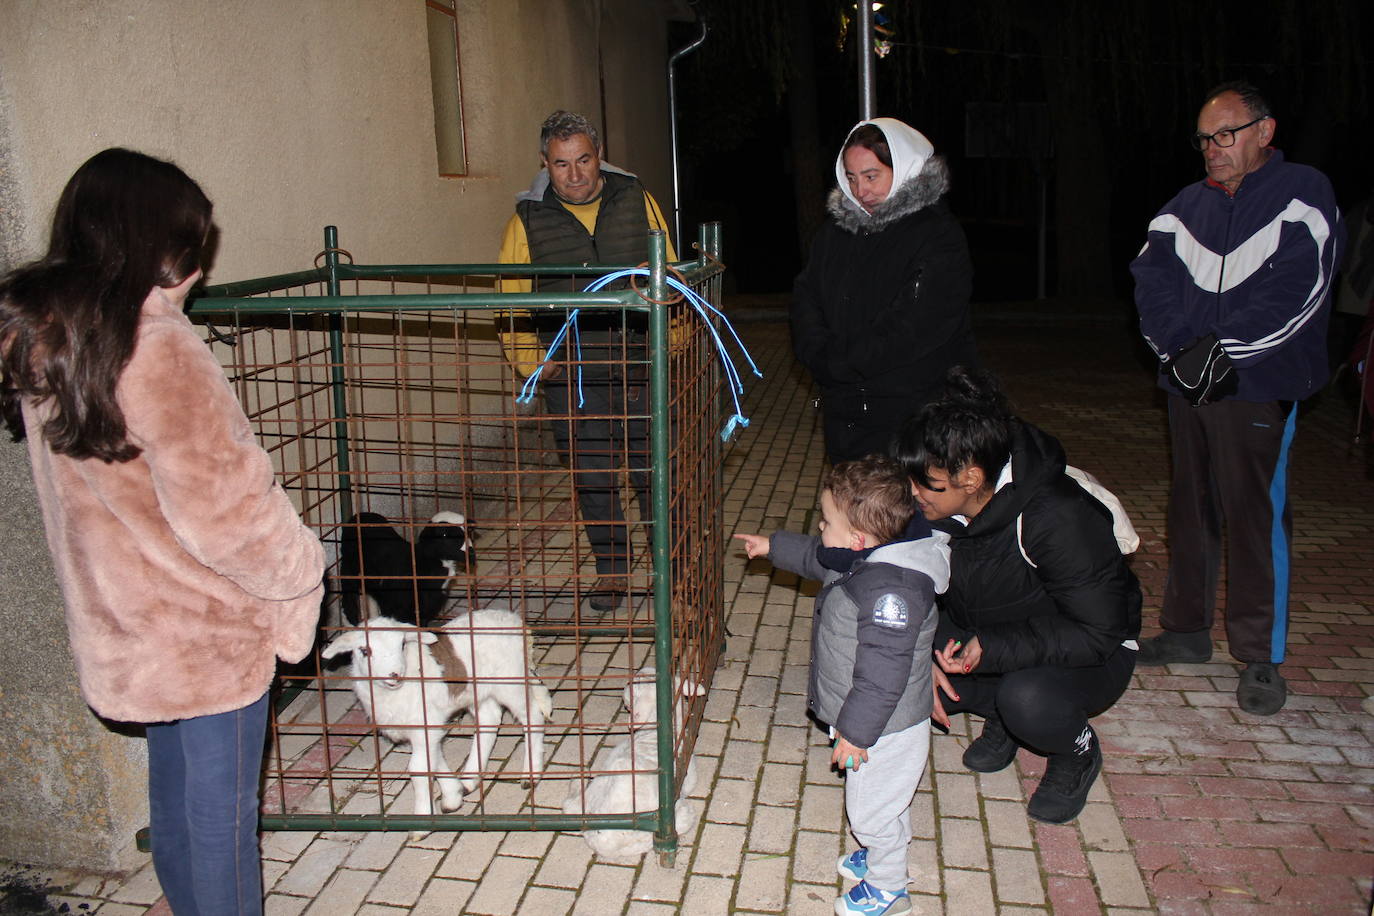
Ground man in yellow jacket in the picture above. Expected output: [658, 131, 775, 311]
[498, 110, 675, 611]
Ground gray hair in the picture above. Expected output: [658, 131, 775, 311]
[539, 110, 601, 157]
[1203, 80, 1273, 120]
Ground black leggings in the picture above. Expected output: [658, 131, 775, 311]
[940, 644, 1136, 756]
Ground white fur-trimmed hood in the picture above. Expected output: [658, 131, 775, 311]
[828, 156, 951, 234]
[830, 117, 951, 234]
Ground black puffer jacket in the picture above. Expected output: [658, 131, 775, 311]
[791, 160, 976, 461]
[932, 422, 1142, 672]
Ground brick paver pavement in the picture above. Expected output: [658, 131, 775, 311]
[7, 298, 1372, 914]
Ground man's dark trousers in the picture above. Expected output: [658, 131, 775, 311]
[1161, 395, 1297, 664]
[542, 329, 650, 577]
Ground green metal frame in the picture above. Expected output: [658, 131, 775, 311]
[189, 225, 725, 865]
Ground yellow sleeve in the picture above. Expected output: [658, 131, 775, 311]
[641, 192, 694, 350]
[496, 212, 541, 375]
[497, 213, 532, 293]
[643, 192, 678, 262]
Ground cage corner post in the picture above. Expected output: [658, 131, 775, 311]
[646, 229, 680, 867]
[322, 225, 355, 526]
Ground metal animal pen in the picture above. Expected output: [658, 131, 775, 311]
[188, 225, 728, 862]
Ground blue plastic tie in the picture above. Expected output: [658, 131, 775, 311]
[515, 270, 761, 441]
[516, 308, 585, 407]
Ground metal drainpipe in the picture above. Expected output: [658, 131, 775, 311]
[668, 12, 708, 256]
[858, 3, 876, 119]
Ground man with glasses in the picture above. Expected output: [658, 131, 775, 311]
[1129, 81, 1343, 715]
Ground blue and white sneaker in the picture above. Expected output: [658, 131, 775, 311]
[837, 848, 869, 881]
[834, 879, 911, 916]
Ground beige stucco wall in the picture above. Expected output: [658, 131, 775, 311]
[0, 0, 683, 873]
[0, 0, 678, 278]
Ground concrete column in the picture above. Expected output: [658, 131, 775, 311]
[0, 73, 149, 873]
[0, 437, 151, 873]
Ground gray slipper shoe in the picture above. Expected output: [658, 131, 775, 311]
[1237, 662, 1287, 715]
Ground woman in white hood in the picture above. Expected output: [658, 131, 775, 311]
[792, 117, 977, 463]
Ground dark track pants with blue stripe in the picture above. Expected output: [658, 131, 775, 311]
[1161, 395, 1297, 664]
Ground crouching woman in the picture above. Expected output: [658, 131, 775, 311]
[893, 367, 1140, 824]
[0, 149, 324, 915]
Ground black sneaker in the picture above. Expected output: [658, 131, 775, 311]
[1135, 629, 1212, 666]
[1236, 662, 1287, 715]
[963, 715, 1018, 773]
[1027, 727, 1103, 824]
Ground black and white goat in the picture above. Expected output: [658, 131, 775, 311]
[338, 510, 474, 626]
[561, 665, 706, 859]
[320, 603, 552, 835]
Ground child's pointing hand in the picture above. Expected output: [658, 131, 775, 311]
[732, 533, 770, 559]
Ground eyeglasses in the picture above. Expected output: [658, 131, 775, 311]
[1190, 116, 1267, 151]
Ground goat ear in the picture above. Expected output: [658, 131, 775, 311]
[321, 631, 363, 659]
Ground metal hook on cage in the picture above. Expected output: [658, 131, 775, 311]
[627, 261, 688, 306]
[202, 322, 238, 347]
[313, 247, 355, 268]
[690, 242, 726, 273]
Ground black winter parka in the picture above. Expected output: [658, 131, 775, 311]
[932, 422, 1142, 672]
[792, 159, 976, 462]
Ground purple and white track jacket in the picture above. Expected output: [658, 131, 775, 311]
[1131, 149, 1344, 402]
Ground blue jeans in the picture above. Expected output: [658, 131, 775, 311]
[146, 691, 269, 916]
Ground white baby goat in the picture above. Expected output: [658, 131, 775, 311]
[562, 665, 706, 859]
[321, 604, 553, 832]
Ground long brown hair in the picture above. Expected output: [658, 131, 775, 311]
[0, 148, 212, 462]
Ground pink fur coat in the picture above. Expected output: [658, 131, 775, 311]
[22, 287, 324, 723]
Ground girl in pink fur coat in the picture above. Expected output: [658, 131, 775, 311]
[0, 149, 324, 916]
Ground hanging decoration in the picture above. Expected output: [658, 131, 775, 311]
[839, 2, 896, 57]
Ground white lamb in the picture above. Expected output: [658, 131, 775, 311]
[562, 665, 706, 859]
[320, 603, 553, 833]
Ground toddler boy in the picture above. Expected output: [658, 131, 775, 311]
[735, 456, 948, 916]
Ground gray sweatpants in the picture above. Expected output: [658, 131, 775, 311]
[843, 719, 931, 893]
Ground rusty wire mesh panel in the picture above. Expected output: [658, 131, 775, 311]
[188, 230, 729, 855]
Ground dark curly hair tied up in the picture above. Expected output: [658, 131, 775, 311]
[892, 366, 1015, 489]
